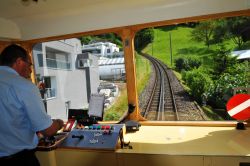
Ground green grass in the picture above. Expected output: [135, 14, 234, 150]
[143, 26, 239, 69]
[135, 52, 151, 94]
[143, 27, 207, 67]
[104, 52, 152, 121]
[201, 106, 224, 120]
[104, 84, 128, 121]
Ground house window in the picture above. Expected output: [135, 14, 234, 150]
[46, 50, 71, 70]
[78, 59, 93, 68]
[82, 49, 101, 54]
[44, 76, 56, 99]
[37, 53, 43, 67]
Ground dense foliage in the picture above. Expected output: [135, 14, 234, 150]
[191, 20, 216, 48]
[182, 68, 213, 103]
[135, 28, 154, 52]
[182, 45, 249, 108]
[191, 16, 250, 49]
[211, 45, 238, 78]
[175, 57, 201, 72]
[79, 29, 155, 52]
[79, 33, 123, 48]
[206, 72, 249, 108]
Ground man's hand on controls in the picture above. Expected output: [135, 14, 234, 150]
[54, 119, 64, 130]
[40, 119, 64, 137]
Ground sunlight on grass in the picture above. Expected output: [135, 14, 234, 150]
[136, 52, 151, 94]
[104, 83, 128, 121]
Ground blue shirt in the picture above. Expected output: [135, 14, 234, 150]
[0, 66, 52, 157]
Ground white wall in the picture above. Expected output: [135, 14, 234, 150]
[46, 69, 88, 120]
[99, 64, 125, 80]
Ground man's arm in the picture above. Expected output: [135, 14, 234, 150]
[40, 119, 64, 137]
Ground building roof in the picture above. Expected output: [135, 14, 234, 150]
[98, 58, 124, 66]
[232, 50, 250, 60]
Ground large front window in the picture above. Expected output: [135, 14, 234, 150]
[32, 36, 126, 121]
[46, 50, 71, 70]
[136, 16, 250, 122]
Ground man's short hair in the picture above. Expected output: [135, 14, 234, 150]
[0, 44, 28, 66]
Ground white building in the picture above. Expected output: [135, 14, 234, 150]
[82, 42, 119, 58]
[32, 38, 100, 120]
[98, 57, 126, 81]
[82, 42, 125, 81]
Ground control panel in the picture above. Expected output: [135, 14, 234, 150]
[59, 124, 125, 150]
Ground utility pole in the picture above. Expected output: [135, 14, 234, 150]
[169, 32, 173, 66]
[152, 28, 154, 56]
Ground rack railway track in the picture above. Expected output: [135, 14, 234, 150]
[140, 53, 206, 121]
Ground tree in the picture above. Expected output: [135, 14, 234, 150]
[212, 19, 229, 44]
[226, 16, 250, 49]
[135, 28, 154, 52]
[175, 57, 201, 71]
[80, 36, 92, 45]
[191, 20, 216, 48]
[212, 45, 237, 78]
[79, 33, 122, 47]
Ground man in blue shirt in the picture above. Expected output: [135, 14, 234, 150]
[0, 44, 64, 166]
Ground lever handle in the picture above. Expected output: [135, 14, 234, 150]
[72, 135, 84, 140]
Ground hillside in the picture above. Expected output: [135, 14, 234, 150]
[144, 26, 230, 68]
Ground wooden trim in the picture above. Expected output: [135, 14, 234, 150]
[131, 9, 250, 32]
[0, 42, 36, 84]
[0, 41, 11, 52]
[120, 28, 140, 121]
[140, 121, 250, 127]
[20, 43, 37, 84]
[100, 120, 249, 127]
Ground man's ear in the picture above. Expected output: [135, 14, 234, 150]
[11, 57, 22, 70]
[15, 57, 23, 65]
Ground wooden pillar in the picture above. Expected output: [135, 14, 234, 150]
[0, 41, 11, 52]
[119, 28, 145, 121]
[20, 42, 37, 84]
[0, 41, 36, 84]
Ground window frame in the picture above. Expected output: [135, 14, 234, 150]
[22, 9, 249, 127]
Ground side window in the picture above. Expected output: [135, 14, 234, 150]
[33, 36, 126, 121]
[44, 76, 56, 99]
[37, 54, 43, 67]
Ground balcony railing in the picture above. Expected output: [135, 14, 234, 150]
[46, 58, 71, 70]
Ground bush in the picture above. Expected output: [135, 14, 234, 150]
[175, 57, 201, 71]
[183, 69, 213, 103]
[175, 58, 185, 71]
[135, 28, 154, 52]
[206, 72, 249, 108]
[104, 112, 120, 121]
